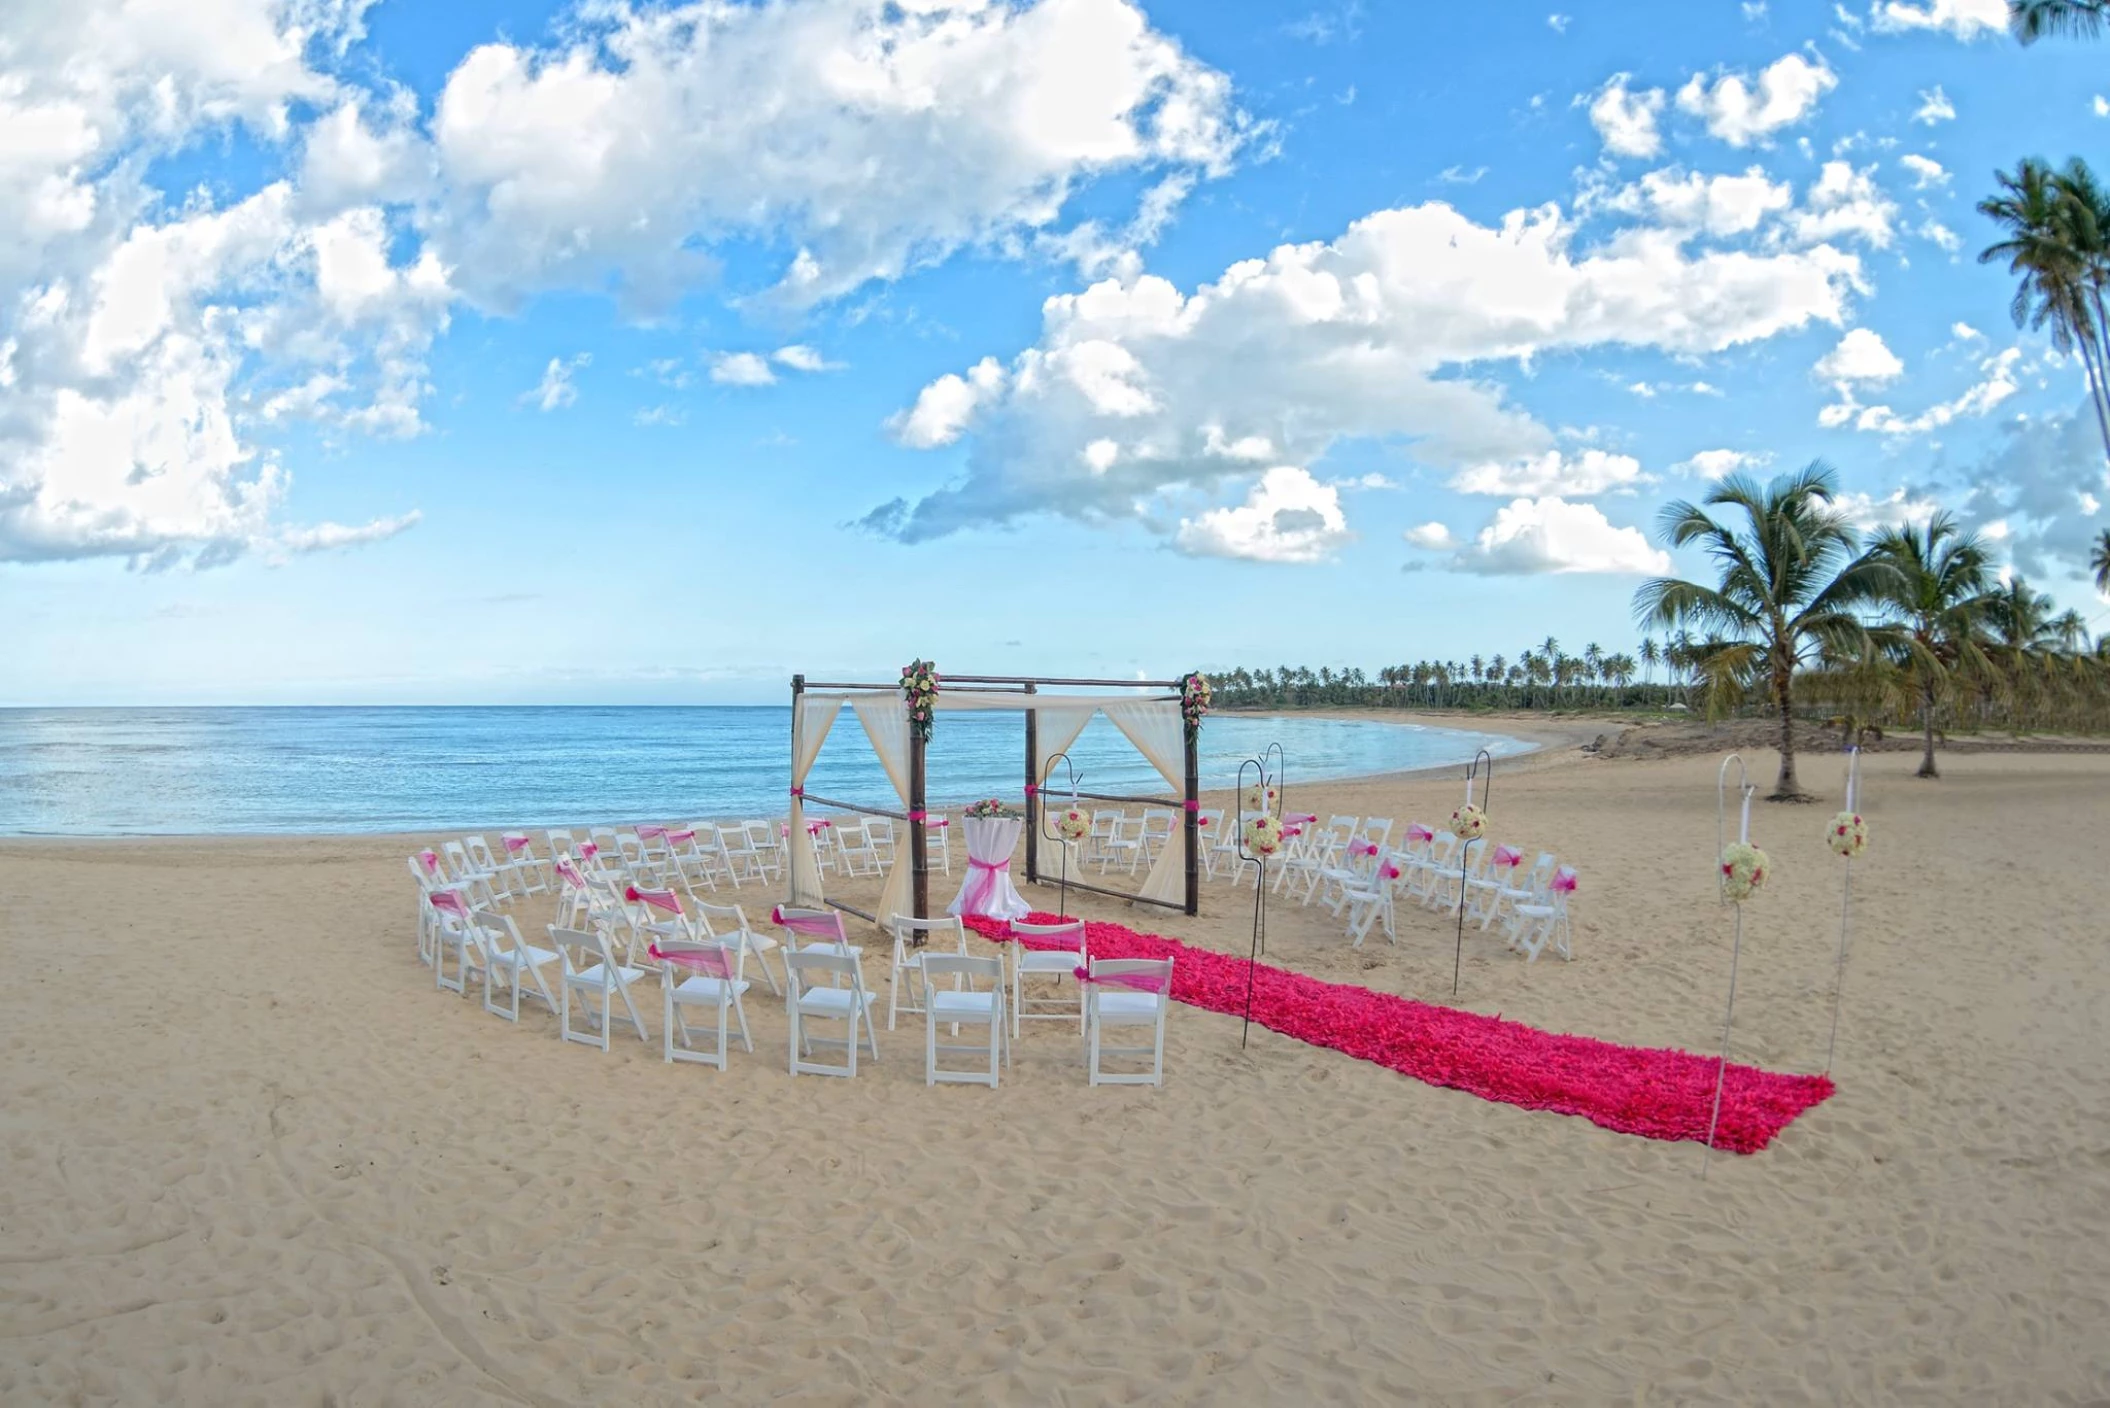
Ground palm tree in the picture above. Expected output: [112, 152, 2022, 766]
[2092, 526, 2110, 594]
[1979, 158, 2110, 461]
[2010, 0, 2109, 43]
[1634, 463, 1894, 799]
[1639, 636, 1660, 688]
[1870, 512, 1999, 779]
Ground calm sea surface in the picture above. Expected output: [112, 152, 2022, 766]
[0, 707, 1531, 836]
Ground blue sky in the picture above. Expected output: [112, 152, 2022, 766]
[3, 0, 2106, 704]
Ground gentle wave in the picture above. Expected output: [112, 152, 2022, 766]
[0, 706, 1531, 836]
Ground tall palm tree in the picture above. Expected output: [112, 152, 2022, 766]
[2010, 0, 2109, 42]
[1979, 157, 2110, 461]
[1639, 636, 1660, 688]
[2092, 526, 2110, 594]
[1634, 463, 1894, 799]
[1870, 512, 1999, 779]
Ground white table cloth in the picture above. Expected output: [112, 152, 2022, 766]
[946, 816, 1031, 921]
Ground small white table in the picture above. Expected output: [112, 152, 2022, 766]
[945, 816, 1031, 921]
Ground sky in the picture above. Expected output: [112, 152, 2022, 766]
[3, 0, 2107, 705]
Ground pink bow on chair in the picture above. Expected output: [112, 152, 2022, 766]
[1351, 840, 1380, 857]
[419, 849, 441, 872]
[1073, 966, 1171, 994]
[502, 834, 530, 853]
[578, 842, 598, 859]
[770, 907, 847, 939]
[1551, 868, 1579, 893]
[636, 825, 667, 840]
[1379, 863, 1402, 880]
[626, 886, 683, 915]
[1493, 845, 1525, 868]
[553, 860, 587, 888]
[429, 890, 469, 915]
[1406, 824, 1435, 843]
[648, 943, 733, 977]
[667, 829, 696, 844]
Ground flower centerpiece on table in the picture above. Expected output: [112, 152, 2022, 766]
[1055, 805, 1092, 841]
[1242, 813, 1285, 858]
[1720, 841, 1770, 902]
[963, 798, 1022, 820]
[1827, 811, 1868, 859]
[1451, 803, 1486, 840]
[901, 659, 939, 743]
[1179, 671, 1211, 740]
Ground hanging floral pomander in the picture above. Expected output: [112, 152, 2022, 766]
[1451, 804, 1486, 840]
[1721, 842, 1770, 902]
[1827, 811, 1868, 859]
[900, 659, 939, 743]
[1243, 813, 1286, 857]
[1055, 806, 1092, 842]
[1242, 782, 1279, 815]
[1179, 671, 1212, 740]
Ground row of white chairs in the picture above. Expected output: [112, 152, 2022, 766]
[411, 858, 1172, 1087]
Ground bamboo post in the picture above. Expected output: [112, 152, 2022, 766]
[789, 674, 804, 908]
[909, 726, 929, 921]
[1183, 716, 1200, 917]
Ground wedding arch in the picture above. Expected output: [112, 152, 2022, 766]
[786, 671, 1203, 926]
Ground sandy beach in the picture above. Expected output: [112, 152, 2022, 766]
[3, 735, 2107, 1404]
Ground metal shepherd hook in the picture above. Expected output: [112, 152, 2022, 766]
[1453, 748, 1493, 997]
[1825, 747, 1860, 1075]
[1704, 752, 1757, 1177]
[1234, 752, 1284, 1049]
[1038, 751, 1082, 921]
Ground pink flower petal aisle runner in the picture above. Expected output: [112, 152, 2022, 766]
[967, 913, 1833, 1154]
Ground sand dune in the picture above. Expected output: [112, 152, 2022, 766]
[3, 745, 2107, 1403]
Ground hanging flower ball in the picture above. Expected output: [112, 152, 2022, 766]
[1242, 783, 1278, 815]
[1451, 803, 1486, 840]
[1056, 807, 1091, 842]
[1827, 811, 1868, 859]
[1720, 841, 1770, 902]
[1243, 813, 1285, 857]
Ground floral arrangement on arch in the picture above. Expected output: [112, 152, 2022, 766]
[901, 659, 939, 743]
[1242, 813, 1286, 858]
[1055, 806, 1091, 842]
[1827, 811, 1868, 859]
[1451, 803, 1486, 840]
[963, 798, 1021, 820]
[1179, 671, 1211, 741]
[1720, 841, 1770, 903]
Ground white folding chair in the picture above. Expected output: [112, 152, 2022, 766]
[925, 818, 951, 875]
[886, 914, 968, 1031]
[1509, 870, 1576, 962]
[653, 937, 753, 1068]
[785, 948, 880, 1078]
[1193, 809, 1227, 877]
[1340, 852, 1405, 948]
[548, 925, 651, 1051]
[865, 817, 898, 872]
[667, 824, 723, 892]
[430, 891, 486, 995]
[499, 833, 549, 895]
[463, 835, 517, 900]
[694, 900, 783, 997]
[475, 912, 561, 1021]
[408, 853, 454, 965]
[835, 820, 880, 878]
[922, 954, 1007, 1087]
[748, 821, 785, 880]
[1084, 958, 1174, 1088]
[441, 841, 502, 908]
[1009, 918, 1087, 1038]
[1100, 813, 1147, 875]
[1138, 808, 1176, 865]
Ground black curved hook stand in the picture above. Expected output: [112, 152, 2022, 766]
[1453, 748, 1495, 997]
[1233, 748, 1286, 1049]
[1038, 752, 1082, 921]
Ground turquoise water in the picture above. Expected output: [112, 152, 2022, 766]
[0, 707, 1531, 836]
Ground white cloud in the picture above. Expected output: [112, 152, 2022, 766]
[275, 511, 422, 554]
[1841, 347, 2023, 435]
[524, 353, 590, 411]
[1951, 321, 1982, 342]
[1814, 328, 1906, 386]
[1918, 217, 1961, 253]
[872, 198, 1863, 545]
[1676, 53, 1837, 147]
[709, 352, 777, 387]
[773, 345, 837, 373]
[2095, 95, 2109, 118]
[1438, 165, 1489, 185]
[1404, 521, 1459, 550]
[1786, 161, 1898, 248]
[1869, 0, 2008, 40]
[633, 404, 686, 427]
[1440, 497, 1673, 575]
[1174, 466, 1351, 563]
[1899, 153, 1949, 188]
[1744, 1, 1770, 18]
[1913, 86, 1957, 125]
[1587, 76, 1667, 159]
[1547, 13, 1572, 32]
[1834, 487, 1942, 528]
[1675, 448, 1770, 479]
[428, 0, 1249, 310]
[1605, 165, 1794, 236]
[1449, 448, 1650, 497]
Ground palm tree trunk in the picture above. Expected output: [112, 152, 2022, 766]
[1770, 653, 1803, 800]
[2073, 303, 2110, 463]
[1918, 680, 1940, 780]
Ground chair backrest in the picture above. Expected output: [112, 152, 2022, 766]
[1090, 810, 1120, 838]
[590, 825, 621, 852]
[1087, 958, 1173, 1002]
[865, 817, 896, 848]
[921, 953, 1001, 992]
[694, 900, 750, 936]
[546, 828, 577, 856]
[887, 914, 967, 953]
[785, 947, 863, 994]
[924, 817, 949, 849]
[547, 925, 611, 974]
[465, 835, 501, 871]
[1141, 808, 1175, 837]
[442, 840, 475, 878]
[775, 905, 849, 946]
[1327, 815, 1359, 836]
[1011, 919, 1086, 953]
[1197, 807, 1225, 836]
[651, 937, 742, 981]
[408, 854, 443, 892]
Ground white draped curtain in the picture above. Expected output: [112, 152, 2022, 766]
[787, 696, 842, 908]
[1105, 700, 1190, 906]
[853, 696, 917, 925]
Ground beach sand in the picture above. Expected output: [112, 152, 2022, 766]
[3, 740, 2107, 1403]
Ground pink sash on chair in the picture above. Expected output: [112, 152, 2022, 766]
[419, 849, 441, 873]
[554, 860, 587, 889]
[429, 890, 469, 915]
[626, 886, 683, 915]
[637, 825, 667, 840]
[770, 906, 847, 941]
[1406, 824, 1435, 843]
[578, 842, 598, 859]
[1493, 845, 1526, 868]
[1074, 965, 1171, 994]
[1350, 840, 1380, 858]
[502, 834, 531, 853]
[667, 829, 696, 845]
[648, 943, 733, 978]
[1551, 868, 1579, 893]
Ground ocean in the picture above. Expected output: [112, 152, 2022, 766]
[0, 707, 1532, 836]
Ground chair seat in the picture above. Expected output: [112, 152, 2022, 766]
[671, 975, 750, 1000]
[798, 989, 876, 1017]
[1018, 951, 1081, 973]
[1096, 992, 1164, 1019]
[492, 944, 560, 970]
[1513, 904, 1557, 918]
[930, 991, 1000, 1020]
[571, 963, 647, 988]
